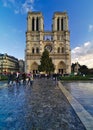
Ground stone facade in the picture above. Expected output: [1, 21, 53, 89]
[25, 12, 71, 74]
[0, 53, 19, 73]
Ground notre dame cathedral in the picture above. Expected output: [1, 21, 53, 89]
[25, 12, 71, 74]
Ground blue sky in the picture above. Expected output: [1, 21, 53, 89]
[0, 0, 93, 68]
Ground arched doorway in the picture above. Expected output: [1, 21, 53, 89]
[31, 62, 38, 74]
[57, 61, 66, 74]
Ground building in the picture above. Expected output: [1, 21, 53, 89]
[71, 62, 80, 75]
[0, 53, 19, 73]
[18, 59, 25, 73]
[74, 62, 80, 74]
[25, 11, 71, 74]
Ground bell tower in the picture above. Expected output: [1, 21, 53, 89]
[25, 12, 44, 73]
[52, 12, 71, 74]
[27, 12, 44, 32]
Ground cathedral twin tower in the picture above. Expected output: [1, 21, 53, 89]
[25, 12, 71, 74]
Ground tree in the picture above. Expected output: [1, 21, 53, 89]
[79, 65, 89, 75]
[71, 63, 76, 72]
[38, 49, 55, 74]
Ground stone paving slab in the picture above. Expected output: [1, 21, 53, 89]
[0, 79, 87, 130]
[29, 78, 86, 130]
[58, 81, 93, 130]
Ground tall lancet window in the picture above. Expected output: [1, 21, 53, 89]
[58, 47, 60, 53]
[61, 18, 63, 31]
[36, 47, 39, 53]
[32, 48, 35, 54]
[57, 18, 59, 31]
[32, 17, 35, 31]
[36, 17, 39, 31]
[62, 47, 64, 53]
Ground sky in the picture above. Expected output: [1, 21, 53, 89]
[0, 0, 93, 68]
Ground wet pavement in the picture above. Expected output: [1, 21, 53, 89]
[0, 79, 86, 130]
[62, 81, 93, 117]
[59, 81, 93, 130]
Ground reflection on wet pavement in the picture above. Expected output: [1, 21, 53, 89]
[63, 81, 93, 117]
[0, 79, 86, 130]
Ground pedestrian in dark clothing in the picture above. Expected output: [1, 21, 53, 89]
[16, 72, 20, 85]
[7, 72, 14, 85]
[22, 72, 26, 84]
[27, 72, 34, 85]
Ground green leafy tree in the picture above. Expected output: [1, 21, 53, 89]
[38, 49, 55, 74]
[79, 65, 89, 75]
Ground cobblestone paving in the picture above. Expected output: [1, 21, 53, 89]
[27, 78, 86, 130]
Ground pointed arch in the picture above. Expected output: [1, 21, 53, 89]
[57, 61, 66, 74]
[31, 62, 39, 74]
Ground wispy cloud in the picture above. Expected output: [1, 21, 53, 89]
[71, 41, 93, 68]
[21, 0, 34, 14]
[1, 0, 15, 7]
[1, 0, 35, 14]
[88, 24, 93, 32]
[3, 1, 8, 7]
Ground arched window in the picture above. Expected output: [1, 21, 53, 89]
[57, 18, 59, 31]
[62, 47, 64, 53]
[36, 48, 39, 53]
[61, 18, 63, 31]
[32, 48, 35, 53]
[58, 47, 60, 53]
[32, 17, 34, 31]
[36, 17, 39, 31]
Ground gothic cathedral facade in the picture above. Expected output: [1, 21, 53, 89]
[25, 12, 71, 74]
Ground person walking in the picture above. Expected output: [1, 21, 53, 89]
[16, 72, 20, 85]
[27, 72, 34, 85]
[7, 72, 14, 85]
[22, 72, 26, 85]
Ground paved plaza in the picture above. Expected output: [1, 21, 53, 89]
[0, 78, 86, 130]
[28, 78, 86, 130]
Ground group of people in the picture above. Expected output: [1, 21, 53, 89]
[7, 72, 34, 86]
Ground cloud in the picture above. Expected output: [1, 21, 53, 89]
[2, 0, 9, 7]
[1, 0, 35, 14]
[14, 10, 19, 14]
[1, 0, 15, 7]
[88, 24, 93, 32]
[71, 41, 93, 68]
[21, 0, 34, 14]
